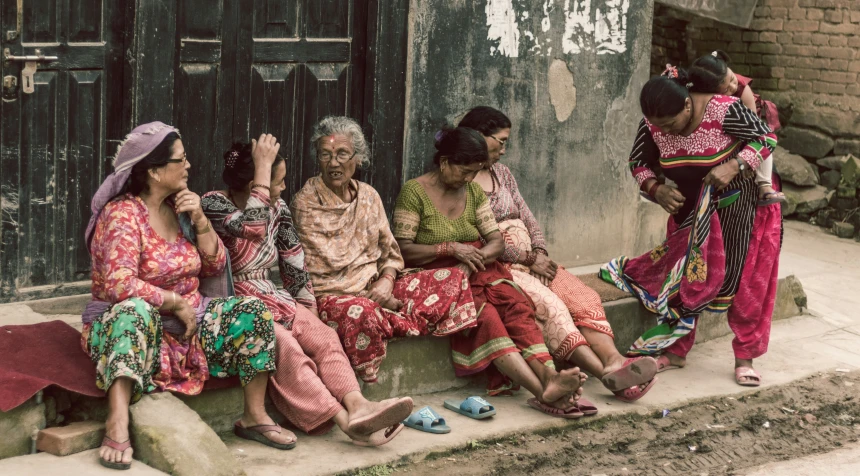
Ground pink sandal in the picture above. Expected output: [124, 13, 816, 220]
[99, 436, 132, 470]
[613, 377, 658, 403]
[352, 423, 405, 447]
[526, 398, 584, 419]
[233, 422, 296, 450]
[735, 367, 761, 387]
[655, 354, 684, 373]
[601, 357, 658, 391]
[346, 397, 414, 435]
[574, 397, 599, 416]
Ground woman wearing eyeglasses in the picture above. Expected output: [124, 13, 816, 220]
[290, 116, 479, 387]
[201, 133, 415, 447]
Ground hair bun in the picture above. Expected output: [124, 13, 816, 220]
[434, 125, 455, 149]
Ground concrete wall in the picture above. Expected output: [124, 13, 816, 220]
[403, 0, 666, 266]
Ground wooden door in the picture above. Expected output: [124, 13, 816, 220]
[0, 0, 127, 298]
[235, 0, 368, 198]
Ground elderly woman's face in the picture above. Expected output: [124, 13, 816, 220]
[318, 133, 357, 191]
[440, 159, 484, 190]
[484, 128, 510, 166]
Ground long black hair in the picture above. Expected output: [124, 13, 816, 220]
[457, 106, 512, 136]
[639, 67, 692, 118]
[433, 127, 488, 166]
[125, 132, 181, 196]
[689, 50, 731, 94]
[222, 142, 285, 191]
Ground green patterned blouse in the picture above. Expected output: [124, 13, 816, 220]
[393, 179, 499, 245]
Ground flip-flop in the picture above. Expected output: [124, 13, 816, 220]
[574, 397, 599, 416]
[757, 191, 786, 206]
[233, 422, 297, 450]
[613, 377, 658, 403]
[735, 367, 762, 387]
[655, 354, 683, 373]
[352, 423, 405, 447]
[99, 436, 132, 470]
[526, 398, 584, 419]
[443, 396, 496, 420]
[347, 397, 414, 435]
[402, 406, 451, 434]
[601, 357, 658, 392]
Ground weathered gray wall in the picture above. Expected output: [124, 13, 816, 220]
[403, 0, 666, 267]
[656, 0, 758, 28]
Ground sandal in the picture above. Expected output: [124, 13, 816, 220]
[735, 367, 762, 387]
[98, 436, 132, 471]
[574, 397, 598, 416]
[601, 357, 658, 391]
[443, 396, 496, 420]
[352, 423, 405, 447]
[655, 354, 684, 373]
[402, 406, 451, 434]
[347, 397, 414, 435]
[757, 191, 786, 206]
[233, 422, 296, 450]
[613, 377, 658, 403]
[526, 398, 584, 419]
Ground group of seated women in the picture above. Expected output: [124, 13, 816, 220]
[83, 81, 778, 468]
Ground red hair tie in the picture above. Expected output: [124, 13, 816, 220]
[662, 64, 679, 79]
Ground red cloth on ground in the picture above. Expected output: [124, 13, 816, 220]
[0, 321, 103, 411]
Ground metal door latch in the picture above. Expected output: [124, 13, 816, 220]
[3, 48, 57, 94]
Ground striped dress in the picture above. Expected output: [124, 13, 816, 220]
[600, 94, 778, 355]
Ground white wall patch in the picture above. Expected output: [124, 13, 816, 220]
[563, 0, 629, 55]
[486, 0, 521, 58]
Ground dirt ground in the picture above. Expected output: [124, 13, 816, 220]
[344, 370, 860, 476]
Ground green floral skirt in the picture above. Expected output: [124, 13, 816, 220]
[82, 296, 276, 402]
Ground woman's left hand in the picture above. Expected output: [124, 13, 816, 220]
[175, 188, 206, 224]
[363, 277, 397, 309]
[703, 161, 740, 191]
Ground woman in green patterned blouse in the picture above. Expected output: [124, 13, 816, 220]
[393, 127, 588, 416]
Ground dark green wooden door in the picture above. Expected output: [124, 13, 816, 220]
[0, 0, 127, 298]
[175, 0, 368, 199]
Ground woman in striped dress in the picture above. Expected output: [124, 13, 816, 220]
[202, 135, 412, 447]
[600, 66, 782, 387]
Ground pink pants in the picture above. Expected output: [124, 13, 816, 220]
[268, 305, 360, 435]
[666, 203, 782, 360]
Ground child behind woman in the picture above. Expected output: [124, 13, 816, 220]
[689, 50, 785, 206]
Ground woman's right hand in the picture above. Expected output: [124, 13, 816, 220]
[529, 254, 558, 285]
[450, 243, 486, 273]
[454, 262, 474, 280]
[251, 133, 280, 170]
[654, 184, 686, 215]
[173, 298, 198, 341]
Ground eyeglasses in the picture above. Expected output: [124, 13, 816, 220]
[317, 150, 357, 164]
[488, 135, 508, 150]
[166, 154, 187, 166]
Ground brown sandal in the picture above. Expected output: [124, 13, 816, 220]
[233, 422, 297, 450]
[99, 436, 132, 471]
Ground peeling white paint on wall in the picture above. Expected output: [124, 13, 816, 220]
[486, 0, 520, 57]
[563, 0, 629, 55]
[487, 0, 628, 58]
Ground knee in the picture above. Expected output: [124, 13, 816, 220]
[231, 296, 275, 332]
[105, 298, 161, 329]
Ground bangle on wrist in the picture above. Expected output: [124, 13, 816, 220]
[647, 181, 661, 198]
[195, 220, 212, 235]
[534, 248, 548, 256]
[380, 273, 395, 284]
[251, 183, 271, 191]
[522, 250, 538, 267]
[435, 241, 453, 259]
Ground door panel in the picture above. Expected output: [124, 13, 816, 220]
[0, 0, 125, 296]
[237, 0, 364, 201]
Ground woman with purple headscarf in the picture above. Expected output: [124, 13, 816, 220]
[82, 123, 294, 470]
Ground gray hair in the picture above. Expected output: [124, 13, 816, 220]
[310, 116, 370, 167]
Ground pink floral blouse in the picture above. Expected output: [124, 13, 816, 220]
[89, 194, 226, 313]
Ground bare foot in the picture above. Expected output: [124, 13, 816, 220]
[541, 367, 586, 405]
[758, 184, 776, 200]
[347, 397, 413, 436]
[239, 414, 296, 446]
[599, 354, 628, 379]
[100, 415, 133, 467]
[657, 353, 686, 372]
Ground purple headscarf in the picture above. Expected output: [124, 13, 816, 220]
[84, 121, 181, 247]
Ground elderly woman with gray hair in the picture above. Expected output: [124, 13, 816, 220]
[291, 116, 479, 383]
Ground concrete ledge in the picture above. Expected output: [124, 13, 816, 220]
[0, 399, 45, 459]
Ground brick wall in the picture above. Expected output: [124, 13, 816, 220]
[652, 0, 860, 155]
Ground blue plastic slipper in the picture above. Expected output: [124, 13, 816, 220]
[402, 406, 451, 434]
[443, 396, 496, 420]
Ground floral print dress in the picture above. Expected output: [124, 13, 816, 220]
[82, 194, 276, 401]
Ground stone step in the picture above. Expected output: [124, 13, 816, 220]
[0, 273, 806, 460]
[0, 448, 167, 475]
